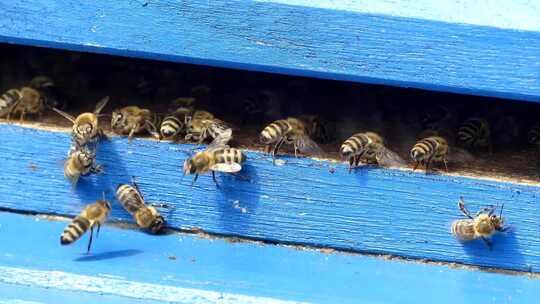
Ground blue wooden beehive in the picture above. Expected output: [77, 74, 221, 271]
[1, 1, 540, 303]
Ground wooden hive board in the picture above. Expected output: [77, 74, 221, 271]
[0, 0, 539, 101]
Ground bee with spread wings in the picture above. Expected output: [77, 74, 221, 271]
[260, 117, 324, 163]
[183, 142, 247, 187]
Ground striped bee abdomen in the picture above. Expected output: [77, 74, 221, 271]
[116, 184, 145, 214]
[410, 137, 439, 161]
[160, 115, 183, 138]
[451, 219, 476, 241]
[60, 216, 91, 245]
[214, 148, 246, 164]
[457, 118, 489, 146]
[340, 133, 368, 157]
[0, 89, 22, 116]
[260, 119, 290, 144]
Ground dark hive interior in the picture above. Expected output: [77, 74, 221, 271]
[1, 43, 540, 182]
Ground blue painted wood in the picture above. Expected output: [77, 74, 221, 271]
[1, 124, 540, 272]
[1, 211, 540, 304]
[0, 1, 539, 101]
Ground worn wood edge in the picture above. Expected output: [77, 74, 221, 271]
[1, 1, 539, 102]
[2, 120, 539, 187]
[2, 211, 540, 304]
[6, 209, 537, 279]
[2, 123, 540, 272]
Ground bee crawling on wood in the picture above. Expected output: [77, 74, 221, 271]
[457, 117, 492, 152]
[52, 96, 109, 148]
[111, 106, 161, 142]
[260, 117, 323, 163]
[183, 143, 247, 187]
[451, 197, 507, 249]
[340, 132, 404, 172]
[185, 110, 233, 147]
[116, 177, 165, 234]
[64, 145, 103, 185]
[0, 87, 45, 121]
[60, 194, 111, 253]
[410, 136, 449, 174]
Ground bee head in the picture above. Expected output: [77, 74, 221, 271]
[148, 214, 165, 234]
[76, 122, 94, 137]
[492, 204, 505, 231]
[111, 110, 124, 129]
[183, 158, 200, 175]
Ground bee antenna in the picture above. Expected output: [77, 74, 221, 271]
[102, 191, 106, 201]
[499, 203, 504, 217]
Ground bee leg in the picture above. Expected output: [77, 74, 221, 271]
[19, 109, 26, 122]
[412, 161, 420, 171]
[481, 237, 493, 250]
[212, 171, 220, 188]
[348, 157, 354, 173]
[272, 138, 285, 164]
[96, 222, 101, 238]
[132, 176, 141, 193]
[458, 197, 474, 219]
[443, 157, 449, 173]
[128, 126, 137, 143]
[191, 174, 199, 186]
[87, 226, 94, 253]
[425, 157, 434, 175]
[354, 155, 362, 168]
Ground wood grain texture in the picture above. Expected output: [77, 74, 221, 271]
[0, 0, 539, 101]
[1, 212, 540, 304]
[1, 124, 540, 272]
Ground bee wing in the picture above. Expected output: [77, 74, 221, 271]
[52, 107, 76, 123]
[205, 140, 230, 152]
[447, 146, 475, 163]
[93, 96, 110, 114]
[210, 162, 242, 173]
[297, 135, 324, 157]
[375, 146, 406, 167]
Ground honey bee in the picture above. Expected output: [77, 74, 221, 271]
[299, 114, 336, 144]
[457, 118, 491, 152]
[0, 89, 23, 119]
[160, 107, 193, 140]
[527, 124, 540, 147]
[111, 106, 161, 142]
[410, 136, 449, 173]
[451, 197, 506, 249]
[185, 110, 233, 146]
[340, 132, 404, 172]
[0, 87, 46, 121]
[183, 144, 246, 186]
[60, 196, 111, 253]
[64, 146, 103, 185]
[29, 75, 68, 110]
[116, 178, 165, 234]
[53, 96, 109, 148]
[260, 117, 323, 162]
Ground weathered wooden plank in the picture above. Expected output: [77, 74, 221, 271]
[1, 211, 540, 304]
[0, 1, 538, 101]
[1, 124, 540, 272]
